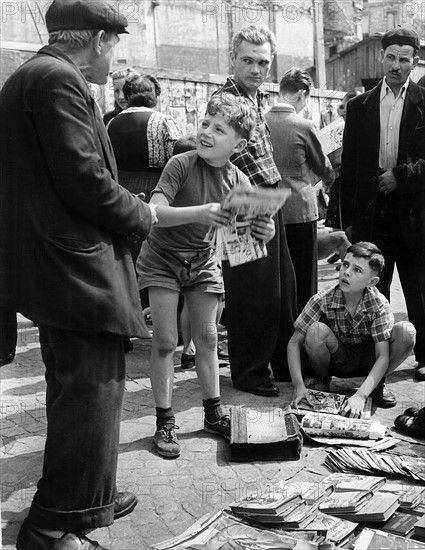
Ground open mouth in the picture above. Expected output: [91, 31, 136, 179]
[200, 140, 213, 148]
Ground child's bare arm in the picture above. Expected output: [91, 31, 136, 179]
[340, 340, 389, 418]
[151, 193, 231, 228]
[288, 330, 313, 408]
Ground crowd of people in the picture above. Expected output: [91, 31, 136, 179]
[0, 0, 424, 547]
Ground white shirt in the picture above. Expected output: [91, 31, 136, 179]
[379, 76, 409, 170]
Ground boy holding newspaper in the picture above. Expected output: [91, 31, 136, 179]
[136, 93, 275, 458]
[288, 242, 415, 418]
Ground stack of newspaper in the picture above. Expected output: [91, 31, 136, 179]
[204, 187, 290, 267]
[325, 448, 425, 481]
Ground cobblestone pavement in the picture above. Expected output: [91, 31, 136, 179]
[1, 263, 424, 550]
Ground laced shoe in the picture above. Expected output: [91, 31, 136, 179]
[204, 415, 230, 440]
[153, 425, 180, 458]
[16, 520, 108, 549]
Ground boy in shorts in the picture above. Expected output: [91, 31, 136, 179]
[137, 93, 275, 458]
[288, 242, 416, 417]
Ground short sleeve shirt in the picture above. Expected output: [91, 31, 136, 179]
[216, 77, 281, 188]
[294, 283, 394, 345]
[147, 150, 251, 253]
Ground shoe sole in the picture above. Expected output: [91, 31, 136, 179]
[372, 399, 397, 408]
[114, 497, 138, 520]
[154, 444, 181, 458]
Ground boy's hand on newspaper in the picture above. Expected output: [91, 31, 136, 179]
[291, 386, 313, 410]
[251, 215, 275, 243]
[340, 394, 365, 418]
[198, 203, 231, 227]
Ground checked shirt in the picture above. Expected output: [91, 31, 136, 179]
[294, 283, 394, 345]
[216, 77, 280, 188]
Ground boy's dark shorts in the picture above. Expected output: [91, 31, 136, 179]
[137, 240, 224, 294]
[329, 337, 376, 378]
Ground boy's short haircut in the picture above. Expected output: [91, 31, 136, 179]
[206, 93, 256, 142]
[173, 135, 196, 155]
[347, 242, 385, 275]
[231, 24, 277, 57]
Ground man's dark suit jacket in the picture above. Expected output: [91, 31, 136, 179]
[340, 79, 425, 249]
[0, 46, 152, 337]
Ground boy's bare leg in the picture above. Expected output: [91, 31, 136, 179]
[184, 291, 220, 399]
[305, 322, 339, 378]
[180, 300, 196, 356]
[149, 287, 180, 408]
[387, 321, 416, 374]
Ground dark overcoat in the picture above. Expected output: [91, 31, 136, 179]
[340, 79, 425, 249]
[0, 46, 152, 337]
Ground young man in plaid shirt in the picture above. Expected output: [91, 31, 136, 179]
[215, 24, 297, 397]
[288, 242, 415, 417]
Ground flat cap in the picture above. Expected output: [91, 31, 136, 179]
[46, 0, 129, 34]
[381, 27, 419, 50]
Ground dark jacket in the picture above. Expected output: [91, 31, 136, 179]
[340, 79, 425, 248]
[0, 46, 152, 337]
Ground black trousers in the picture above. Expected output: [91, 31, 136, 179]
[223, 209, 297, 389]
[0, 307, 17, 358]
[28, 326, 126, 531]
[285, 221, 318, 313]
[372, 232, 425, 363]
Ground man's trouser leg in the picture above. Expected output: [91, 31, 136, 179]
[28, 325, 126, 532]
[223, 210, 297, 389]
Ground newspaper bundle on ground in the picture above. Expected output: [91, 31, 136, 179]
[306, 512, 359, 544]
[353, 528, 425, 550]
[267, 479, 334, 505]
[152, 510, 335, 550]
[230, 406, 303, 462]
[321, 473, 387, 493]
[289, 389, 372, 419]
[324, 448, 425, 482]
[205, 187, 290, 267]
[301, 412, 386, 440]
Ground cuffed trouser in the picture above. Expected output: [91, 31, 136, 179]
[28, 325, 126, 532]
[223, 209, 297, 389]
[285, 221, 318, 313]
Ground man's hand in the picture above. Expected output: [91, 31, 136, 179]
[291, 385, 313, 410]
[378, 170, 398, 195]
[340, 393, 366, 418]
[251, 215, 275, 243]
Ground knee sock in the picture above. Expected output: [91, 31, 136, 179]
[156, 407, 175, 430]
[203, 397, 223, 423]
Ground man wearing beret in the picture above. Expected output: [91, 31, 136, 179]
[340, 27, 425, 392]
[0, 1, 154, 549]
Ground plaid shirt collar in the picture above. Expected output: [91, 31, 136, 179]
[329, 285, 383, 314]
[223, 77, 265, 122]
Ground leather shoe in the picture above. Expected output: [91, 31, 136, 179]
[370, 380, 397, 408]
[415, 362, 425, 381]
[240, 381, 280, 397]
[394, 407, 425, 440]
[16, 520, 108, 549]
[114, 491, 138, 519]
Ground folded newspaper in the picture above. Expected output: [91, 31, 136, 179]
[205, 187, 291, 267]
[301, 412, 387, 441]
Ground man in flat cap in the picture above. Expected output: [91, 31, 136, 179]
[0, 1, 154, 549]
[340, 27, 425, 390]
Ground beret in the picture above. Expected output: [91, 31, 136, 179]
[381, 27, 419, 50]
[46, 0, 129, 34]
